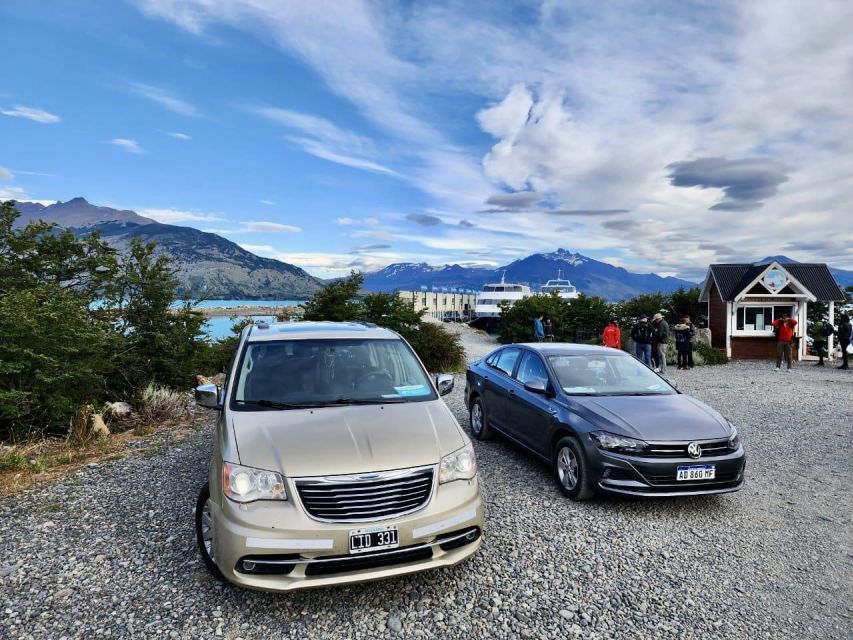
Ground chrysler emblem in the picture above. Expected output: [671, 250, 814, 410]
[687, 442, 702, 459]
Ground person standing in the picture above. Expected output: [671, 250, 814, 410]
[673, 315, 696, 370]
[543, 317, 554, 342]
[837, 314, 851, 370]
[810, 317, 833, 366]
[533, 315, 545, 342]
[652, 313, 669, 374]
[771, 311, 798, 372]
[631, 314, 654, 367]
[602, 318, 622, 349]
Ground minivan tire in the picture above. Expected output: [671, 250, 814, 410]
[554, 437, 595, 500]
[469, 397, 493, 440]
[195, 484, 226, 582]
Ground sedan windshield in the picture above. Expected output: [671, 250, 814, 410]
[547, 354, 675, 396]
[231, 338, 436, 409]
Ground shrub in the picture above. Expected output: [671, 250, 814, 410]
[694, 341, 729, 365]
[406, 322, 466, 372]
[137, 383, 190, 424]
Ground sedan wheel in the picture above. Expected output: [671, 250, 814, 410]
[553, 437, 595, 500]
[469, 397, 492, 440]
[195, 484, 226, 581]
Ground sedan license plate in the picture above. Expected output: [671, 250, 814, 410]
[349, 525, 399, 554]
[677, 465, 715, 481]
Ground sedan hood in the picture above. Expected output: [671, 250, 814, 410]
[571, 394, 731, 441]
[230, 401, 465, 477]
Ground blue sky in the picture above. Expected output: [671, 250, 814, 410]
[2, 0, 851, 279]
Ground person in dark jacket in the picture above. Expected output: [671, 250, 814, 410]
[810, 317, 833, 366]
[838, 314, 851, 370]
[652, 313, 669, 373]
[543, 317, 554, 342]
[673, 315, 696, 370]
[631, 315, 654, 367]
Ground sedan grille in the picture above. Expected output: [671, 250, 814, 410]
[645, 439, 732, 458]
[295, 466, 434, 522]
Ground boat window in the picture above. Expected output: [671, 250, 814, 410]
[494, 348, 521, 376]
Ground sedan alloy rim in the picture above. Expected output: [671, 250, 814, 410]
[201, 498, 215, 562]
[557, 447, 578, 490]
[471, 403, 482, 434]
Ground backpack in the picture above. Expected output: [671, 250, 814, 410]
[634, 322, 653, 343]
[820, 323, 835, 337]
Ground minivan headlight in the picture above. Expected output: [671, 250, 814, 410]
[727, 425, 740, 450]
[439, 442, 477, 484]
[223, 463, 287, 502]
[589, 431, 648, 454]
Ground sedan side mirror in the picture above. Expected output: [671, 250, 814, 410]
[195, 383, 223, 410]
[523, 378, 549, 395]
[435, 374, 455, 396]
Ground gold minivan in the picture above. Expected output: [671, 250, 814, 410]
[194, 321, 484, 591]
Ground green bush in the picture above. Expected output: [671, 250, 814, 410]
[694, 341, 729, 365]
[405, 322, 466, 372]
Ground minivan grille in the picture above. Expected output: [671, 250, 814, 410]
[295, 466, 434, 522]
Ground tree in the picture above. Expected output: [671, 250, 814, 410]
[302, 270, 363, 321]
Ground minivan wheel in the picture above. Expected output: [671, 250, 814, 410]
[195, 484, 226, 582]
[469, 397, 492, 440]
[554, 437, 595, 500]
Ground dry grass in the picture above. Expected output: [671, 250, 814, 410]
[137, 383, 191, 424]
[0, 410, 210, 498]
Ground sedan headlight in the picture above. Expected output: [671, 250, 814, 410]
[727, 425, 740, 450]
[223, 463, 287, 503]
[439, 442, 477, 484]
[590, 431, 648, 454]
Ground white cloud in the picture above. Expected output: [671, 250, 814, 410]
[0, 165, 12, 180]
[336, 216, 379, 226]
[259, 199, 275, 205]
[238, 243, 277, 254]
[241, 221, 302, 233]
[166, 131, 191, 140]
[251, 106, 398, 176]
[0, 105, 61, 124]
[128, 82, 201, 117]
[106, 138, 144, 154]
[138, 208, 224, 223]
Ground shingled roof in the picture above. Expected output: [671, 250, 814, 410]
[705, 262, 845, 302]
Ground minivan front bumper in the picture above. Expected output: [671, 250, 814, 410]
[211, 475, 484, 591]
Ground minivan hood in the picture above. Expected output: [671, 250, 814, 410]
[229, 401, 466, 477]
[571, 394, 731, 441]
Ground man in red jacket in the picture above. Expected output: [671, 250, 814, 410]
[772, 312, 797, 372]
[602, 319, 621, 349]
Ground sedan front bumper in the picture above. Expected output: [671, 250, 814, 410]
[591, 446, 746, 497]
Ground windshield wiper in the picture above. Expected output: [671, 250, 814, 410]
[320, 397, 409, 406]
[234, 399, 320, 409]
[601, 391, 667, 396]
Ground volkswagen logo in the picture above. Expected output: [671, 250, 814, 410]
[687, 442, 702, 459]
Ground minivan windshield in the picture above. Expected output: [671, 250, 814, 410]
[231, 338, 436, 409]
[547, 354, 675, 396]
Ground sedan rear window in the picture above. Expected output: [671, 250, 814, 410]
[548, 354, 675, 396]
[231, 338, 436, 409]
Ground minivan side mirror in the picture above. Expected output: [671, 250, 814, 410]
[523, 378, 549, 395]
[435, 374, 455, 396]
[195, 383, 222, 410]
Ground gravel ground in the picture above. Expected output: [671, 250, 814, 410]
[1, 327, 851, 639]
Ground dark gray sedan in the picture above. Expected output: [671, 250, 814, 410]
[464, 343, 745, 500]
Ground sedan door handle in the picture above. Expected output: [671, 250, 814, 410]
[509, 389, 516, 395]
[546, 406, 557, 413]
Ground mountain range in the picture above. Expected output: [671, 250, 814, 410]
[362, 249, 699, 300]
[12, 198, 324, 299]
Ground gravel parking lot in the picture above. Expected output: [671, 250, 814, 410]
[1, 326, 851, 639]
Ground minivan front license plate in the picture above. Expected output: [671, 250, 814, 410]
[676, 465, 715, 481]
[349, 525, 399, 554]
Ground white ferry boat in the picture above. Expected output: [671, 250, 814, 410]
[540, 270, 579, 299]
[473, 273, 532, 319]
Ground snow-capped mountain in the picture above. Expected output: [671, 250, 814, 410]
[362, 248, 698, 300]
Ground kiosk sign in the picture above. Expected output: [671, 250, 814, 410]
[763, 268, 786, 293]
